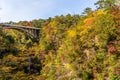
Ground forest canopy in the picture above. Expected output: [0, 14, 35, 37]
[0, 0, 120, 80]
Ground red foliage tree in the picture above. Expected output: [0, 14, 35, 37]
[107, 44, 116, 53]
[26, 22, 32, 26]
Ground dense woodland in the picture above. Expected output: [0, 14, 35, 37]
[0, 0, 120, 80]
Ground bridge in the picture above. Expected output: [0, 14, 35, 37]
[0, 23, 40, 41]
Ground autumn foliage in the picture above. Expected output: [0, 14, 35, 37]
[0, 0, 120, 80]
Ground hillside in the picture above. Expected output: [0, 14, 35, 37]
[0, 0, 120, 80]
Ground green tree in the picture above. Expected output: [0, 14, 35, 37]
[95, 0, 120, 10]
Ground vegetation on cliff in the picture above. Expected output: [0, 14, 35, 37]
[0, 0, 120, 80]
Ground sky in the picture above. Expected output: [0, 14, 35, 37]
[0, 0, 97, 22]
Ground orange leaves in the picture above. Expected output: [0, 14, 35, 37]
[110, 6, 120, 26]
[40, 50, 46, 55]
[25, 22, 32, 26]
[84, 17, 95, 26]
[83, 10, 106, 26]
[17, 21, 33, 27]
[59, 54, 65, 61]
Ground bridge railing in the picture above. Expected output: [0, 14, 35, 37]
[0, 23, 40, 30]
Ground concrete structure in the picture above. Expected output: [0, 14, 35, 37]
[0, 23, 40, 41]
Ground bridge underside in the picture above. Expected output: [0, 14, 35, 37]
[0, 23, 40, 41]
